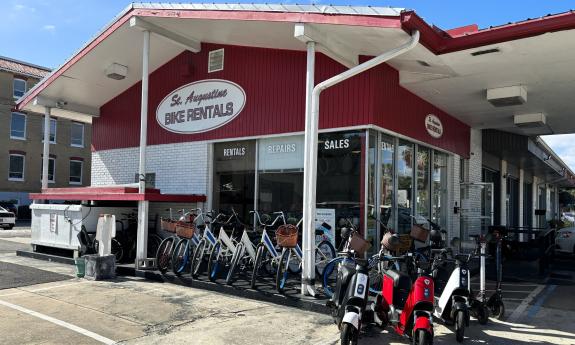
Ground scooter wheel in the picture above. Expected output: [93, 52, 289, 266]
[413, 329, 432, 345]
[455, 310, 465, 342]
[490, 300, 505, 320]
[477, 305, 489, 325]
[340, 323, 357, 345]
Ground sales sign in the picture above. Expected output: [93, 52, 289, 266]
[156, 79, 246, 134]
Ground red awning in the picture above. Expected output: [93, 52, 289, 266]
[29, 186, 206, 202]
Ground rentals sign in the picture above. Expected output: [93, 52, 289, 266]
[156, 79, 246, 134]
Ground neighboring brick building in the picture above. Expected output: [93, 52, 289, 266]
[0, 56, 92, 209]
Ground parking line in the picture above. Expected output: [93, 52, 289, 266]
[507, 285, 545, 323]
[526, 285, 557, 319]
[0, 299, 115, 344]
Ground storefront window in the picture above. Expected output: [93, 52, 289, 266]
[397, 140, 413, 234]
[257, 136, 304, 219]
[317, 131, 365, 247]
[432, 152, 448, 229]
[380, 135, 395, 230]
[213, 141, 256, 222]
[416, 147, 431, 220]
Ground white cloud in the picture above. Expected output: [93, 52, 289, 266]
[42, 24, 56, 32]
[13, 3, 35, 12]
[541, 134, 575, 171]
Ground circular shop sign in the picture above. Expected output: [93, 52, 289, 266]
[425, 114, 443, 139]
[156, 79, 246, 134]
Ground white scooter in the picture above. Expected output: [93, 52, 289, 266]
[432, 250, 472, 343]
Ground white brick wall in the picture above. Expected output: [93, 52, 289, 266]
[91, 142, 209, 195]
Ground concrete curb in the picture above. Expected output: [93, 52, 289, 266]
[120, 266, 331, 315]
[16, 250, 330, 315]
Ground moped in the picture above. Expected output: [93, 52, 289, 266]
[377, 253, 435, 345]
[432, 251, 472, 342]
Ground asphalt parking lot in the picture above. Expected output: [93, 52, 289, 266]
[1, 234, 574, 344]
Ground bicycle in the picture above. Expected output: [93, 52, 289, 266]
[207, 209, 244, 282]
[189, 210, 224, 277]
[225, 210, 263, 285]
[250, 211, 289, 289]
[156, 209, 195, 274]
[171, 209, 203, 276]
[112, 212, 163, 263]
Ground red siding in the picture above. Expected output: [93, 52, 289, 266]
[95, 43, 469, 157]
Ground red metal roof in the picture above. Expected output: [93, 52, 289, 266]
[29, 186, 206, 202]
[0, 56, 50, 79]
[400, 10, 575, 54]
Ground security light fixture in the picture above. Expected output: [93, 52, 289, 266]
[105, 63, 128, 80]
[487, 85, 527, 107]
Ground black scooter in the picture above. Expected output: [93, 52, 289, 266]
[327, 253, 374, 345]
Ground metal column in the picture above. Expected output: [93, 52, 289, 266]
[301, 40, 316, 296]
[136, 30, 150, 268]
[41, 107, 51, 194]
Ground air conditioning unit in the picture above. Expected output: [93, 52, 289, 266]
[514, 113, 546, 128]
[105, 63, 128, 80]
[487, 85, 526, 107]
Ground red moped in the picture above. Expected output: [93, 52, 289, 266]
[376, 254, 435, 345]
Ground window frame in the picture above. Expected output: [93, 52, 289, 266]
[10, 112, 27, 140]
[40, 157, 56, 183]
[13, 78, 27, 99]
[69, 159, 83, 185]
[70, 122, 85, 148]
[8, 154, 26, 181]
[41, 117, 58, 144]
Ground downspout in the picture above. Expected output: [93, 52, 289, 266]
[301, 30, 420, 295]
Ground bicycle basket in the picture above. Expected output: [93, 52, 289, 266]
[175, 223, 195, 239]
[410, 224, 429, 242]
[275, 224, 298, 248]
[397, 234, 412, 253]
[349, 232, 371, 255]
[161, 218, 177, 233]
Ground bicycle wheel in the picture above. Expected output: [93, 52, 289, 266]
[156, 237, 175, 274]
[323, 257, 351, 298]
[172, 238, 191, 276]
[315, 240, 336, 277]
[147, 234, 162, 259]
[111, 238, 123, 263]
[251, 244, 265, 289]
[226, 243, 244, 285]
[190, 238, 207, 278]
[207, 241, 222, 282]
[276, 249, 291, 294]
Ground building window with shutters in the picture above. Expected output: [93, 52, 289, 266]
[9, 154, 25, 181]
[69, 159, 83, 185]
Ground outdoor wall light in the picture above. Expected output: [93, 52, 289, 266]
[105, 63, 128, 80]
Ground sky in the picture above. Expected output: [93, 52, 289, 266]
[2, 0, 575, 168]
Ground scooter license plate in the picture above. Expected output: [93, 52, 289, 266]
[354, 273, 368, 298]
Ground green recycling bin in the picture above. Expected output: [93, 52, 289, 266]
[75, 257, 85, 278]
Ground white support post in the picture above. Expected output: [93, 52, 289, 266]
[500, 159, 508, 226]
[41, 107, 51, 195]
[518, 169, 525, 241]
[302, 40, 316, 296]
[532, 176, 538, 228]
[136, 30, 150, 268]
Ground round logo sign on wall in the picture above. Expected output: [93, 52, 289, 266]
[425, 114, 443, 139]
[156, 79, 246, 134]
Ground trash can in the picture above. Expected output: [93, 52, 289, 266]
[74, 257, 85, 278]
